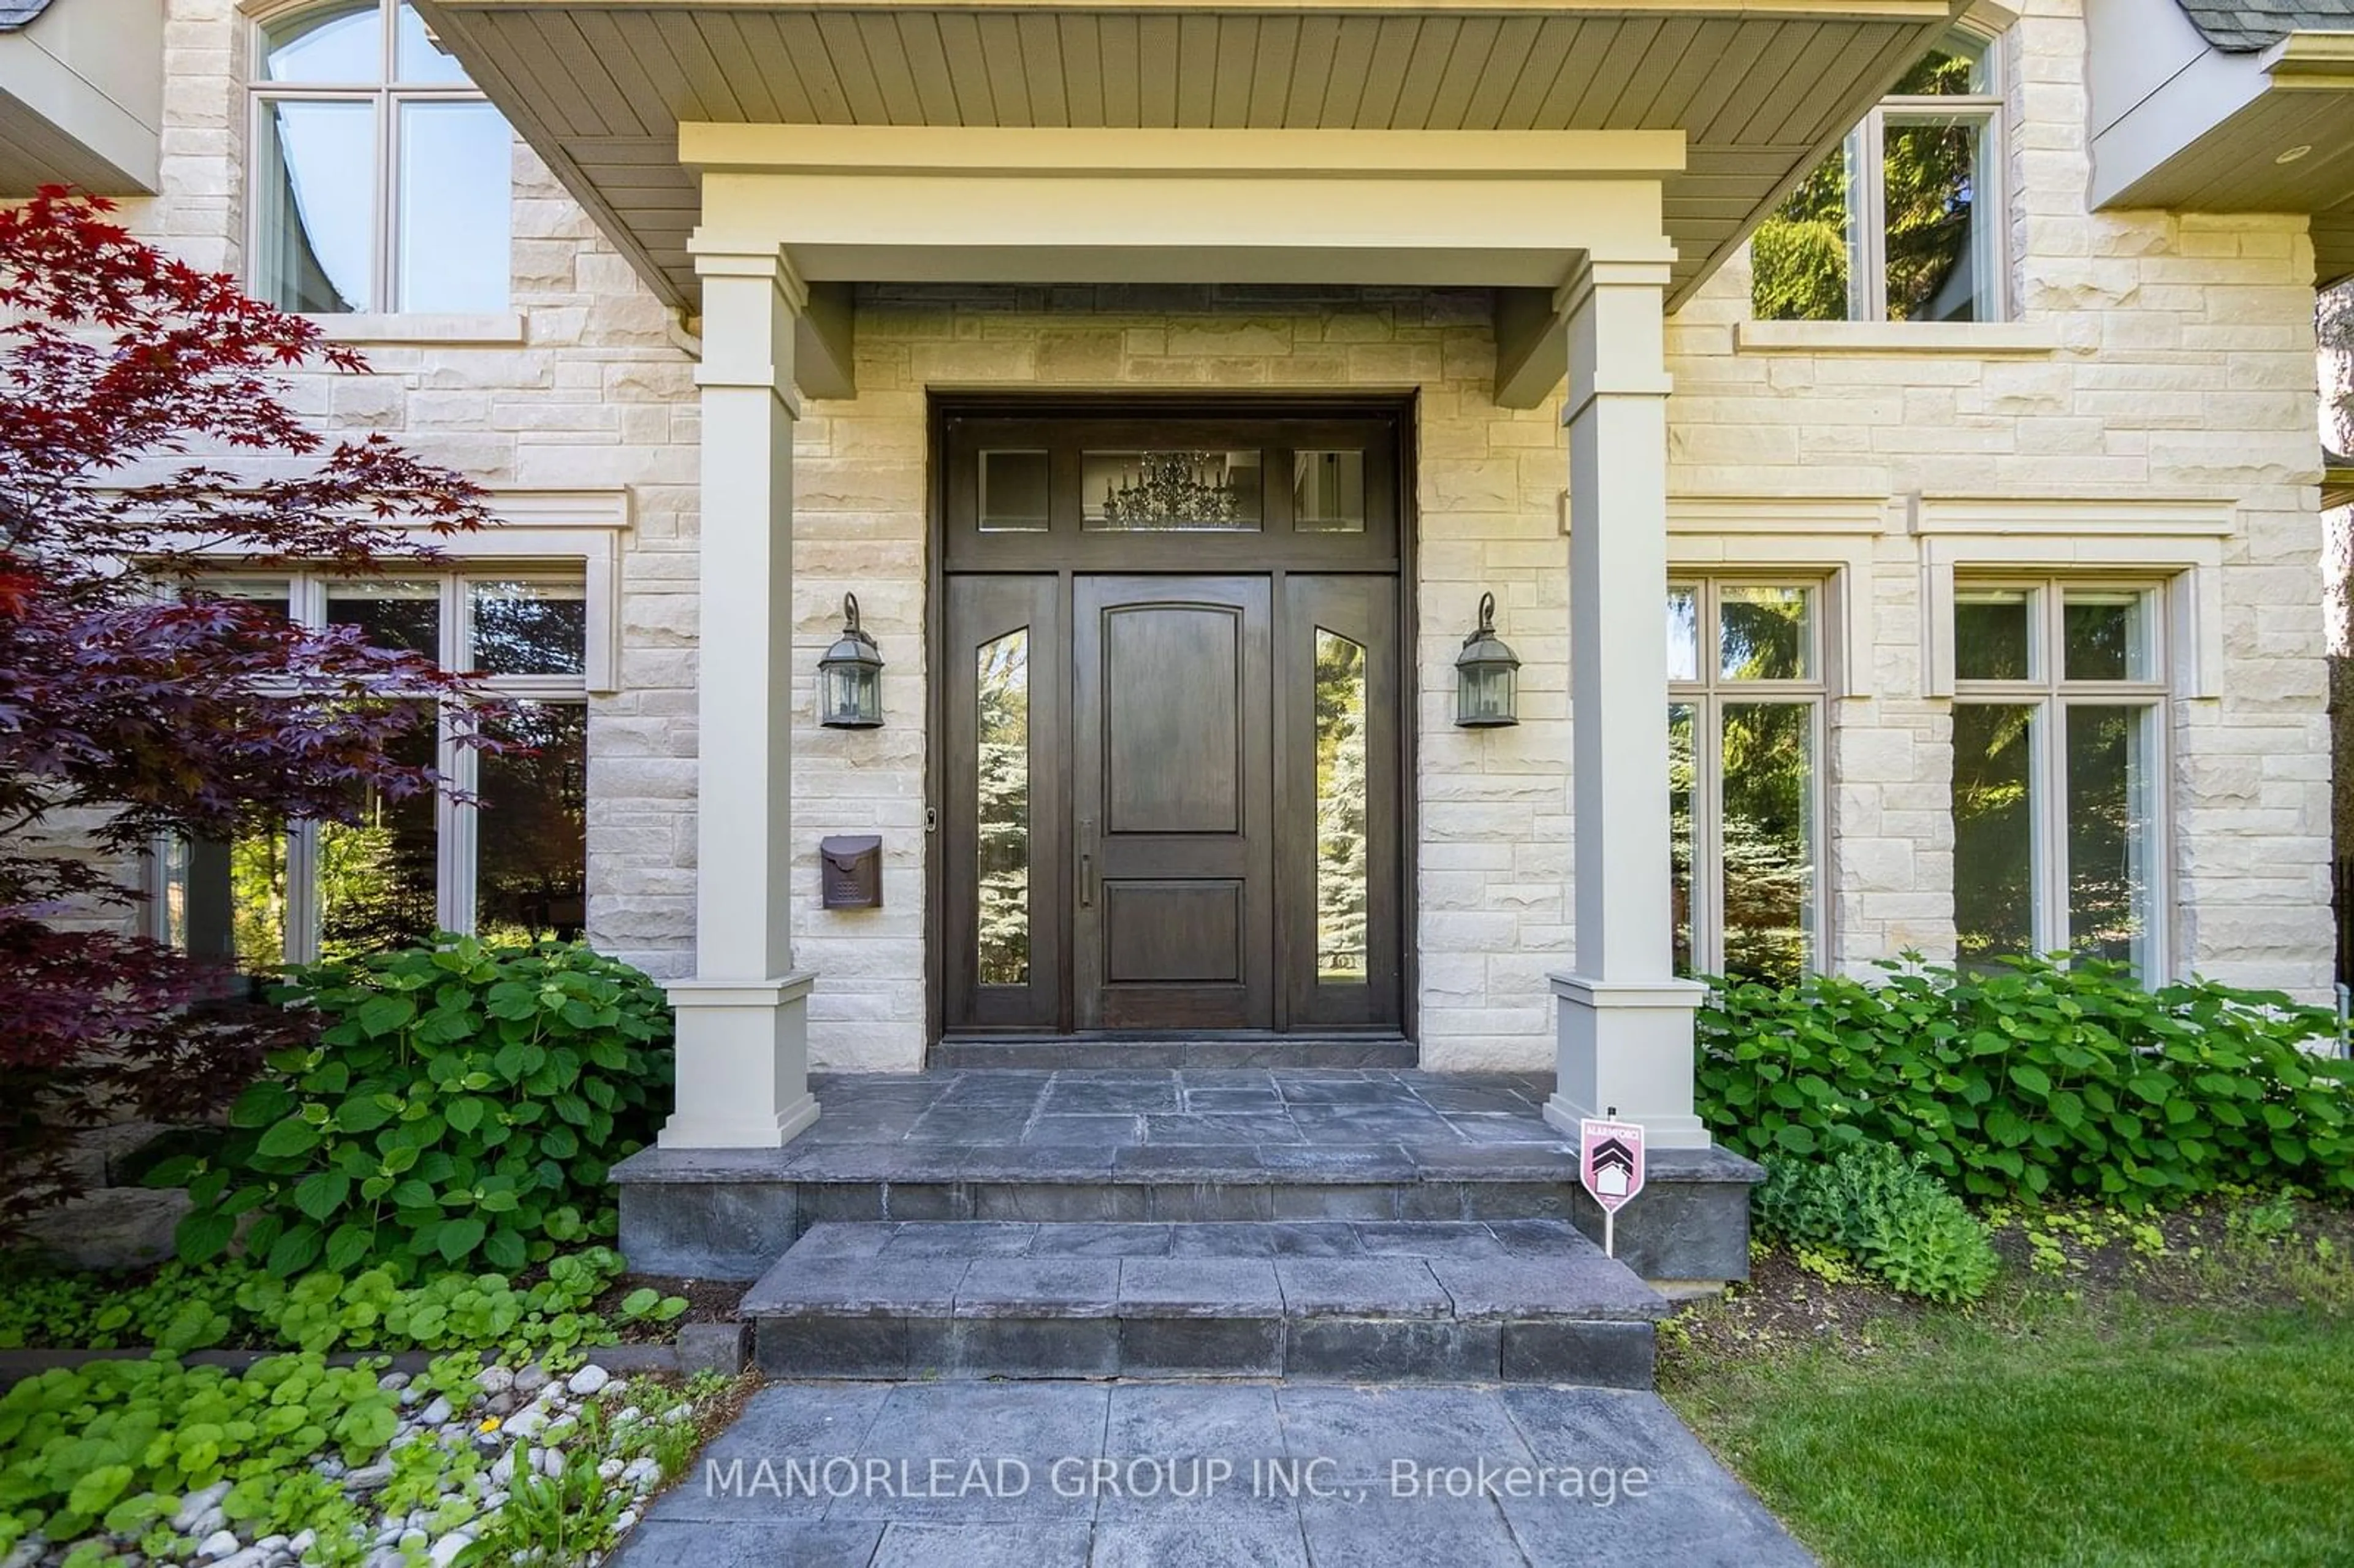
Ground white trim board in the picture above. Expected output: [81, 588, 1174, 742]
[1919, 531, 2225, 699]
[1909, 495, 2238, 537]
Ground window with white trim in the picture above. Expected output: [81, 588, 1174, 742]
[1751, 28, 2006, 324]
[249, 0, 512, 314]
[156, 571, 587, 976]
[1669, 579, 1827, 986]
[1950, 580, 2166, 978]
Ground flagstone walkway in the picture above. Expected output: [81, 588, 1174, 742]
[612, 1379, 1813, 1567]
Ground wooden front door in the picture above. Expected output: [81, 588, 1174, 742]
[937, 403, 1407, 1038]
[1074, 576, 1274, 1029]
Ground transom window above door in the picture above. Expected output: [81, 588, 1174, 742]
[250, 0, 513, 314]
[947, 411, 1400, 572]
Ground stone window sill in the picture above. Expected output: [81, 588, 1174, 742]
[305, 313, 528, 346]
[1734, 320, 2059, 356]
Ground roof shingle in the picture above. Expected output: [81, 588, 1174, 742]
[2174, 0, 2354, 51]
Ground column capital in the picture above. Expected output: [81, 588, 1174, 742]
[1552, 254, 1674, 316]
[687, 236, 812, 313]
[1560, 253, 1674, 423]
[690, 237, 806, 408]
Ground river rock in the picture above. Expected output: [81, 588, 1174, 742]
[173, 1482, 233, 1531]
[343, 1462, 394, 1494]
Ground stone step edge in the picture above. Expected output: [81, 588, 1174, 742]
[740, 1224, 1670, 1325]
[741, 1296, 1663, 1325]
[754, 1314, 1655, 1388]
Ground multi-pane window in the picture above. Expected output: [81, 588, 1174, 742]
[1751, 29, 2005, 323]
[1951, 582, 2165, 977]
[250, 1, 512, 314]
[1669, 580, 1827, 987]
[156, 573, 588, 977]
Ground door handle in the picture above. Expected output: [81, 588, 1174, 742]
[1080, 817, 1096, 908]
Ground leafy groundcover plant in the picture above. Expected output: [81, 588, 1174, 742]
[1697, 956, 2353, 1206]
[0, 1351, 725, 1567]
[0, 1248, 684, 1363]
[1753, 1139, 2001, 1304]
[151, 939, 672, 1279]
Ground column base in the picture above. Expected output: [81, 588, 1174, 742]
[660, 973, 822, 1150]
[1545, 972, 1712, 1149]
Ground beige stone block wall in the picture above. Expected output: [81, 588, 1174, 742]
[1664, 0, 2333, 995]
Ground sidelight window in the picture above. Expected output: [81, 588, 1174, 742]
[1313, 630, 1371, 983]
[1951, 582, 2165, 977]
[974, 628, 1033, 987]
[1669, 580, 1826, 986]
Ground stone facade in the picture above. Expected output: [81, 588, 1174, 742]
[1663, 0, 2332, 994]
[112, 0, 2333, 1075]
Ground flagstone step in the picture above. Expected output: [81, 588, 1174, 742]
[741, 1219, 1668, 1388]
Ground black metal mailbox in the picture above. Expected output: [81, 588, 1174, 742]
[819, 835, 884, 908]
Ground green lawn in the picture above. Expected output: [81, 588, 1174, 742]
[1666, 1301, 2354, 1568]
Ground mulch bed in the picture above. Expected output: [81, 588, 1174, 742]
[593, 1273, 744, 1341]
[1662, 1195, 2353, 1375]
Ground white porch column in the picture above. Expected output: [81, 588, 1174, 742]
[660, 240, 821, 1149]
[1545, 256, 1711, 1149]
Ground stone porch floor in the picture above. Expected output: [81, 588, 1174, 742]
[613, 1070, 1763, 1284]
[631, 1067, 1754, 1180]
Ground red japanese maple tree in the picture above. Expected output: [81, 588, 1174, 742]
[0, 188, 497, 1227]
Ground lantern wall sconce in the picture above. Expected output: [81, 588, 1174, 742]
[1454, 592, 1520, 728]
[818, 592, 885, 728]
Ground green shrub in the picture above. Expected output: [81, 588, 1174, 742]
[1755, 1139, 2001, 1304]
[151, 937, 672, 1277]
[1699, 956, 2353, 1207]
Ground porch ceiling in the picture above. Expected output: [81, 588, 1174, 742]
[414, 0, 1960, 321]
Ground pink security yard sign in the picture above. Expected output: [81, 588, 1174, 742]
[1579, 1118, 1645, 1258]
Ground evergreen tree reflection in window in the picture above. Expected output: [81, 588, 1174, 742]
[1751, 34, 2002, 323]
[476, 702, 588, 942]
[1668, 582, 1822, 989]
[318, 702, 439, 960]
[975, 629, 1030, 986]
[1314, 631, 1369, 982]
